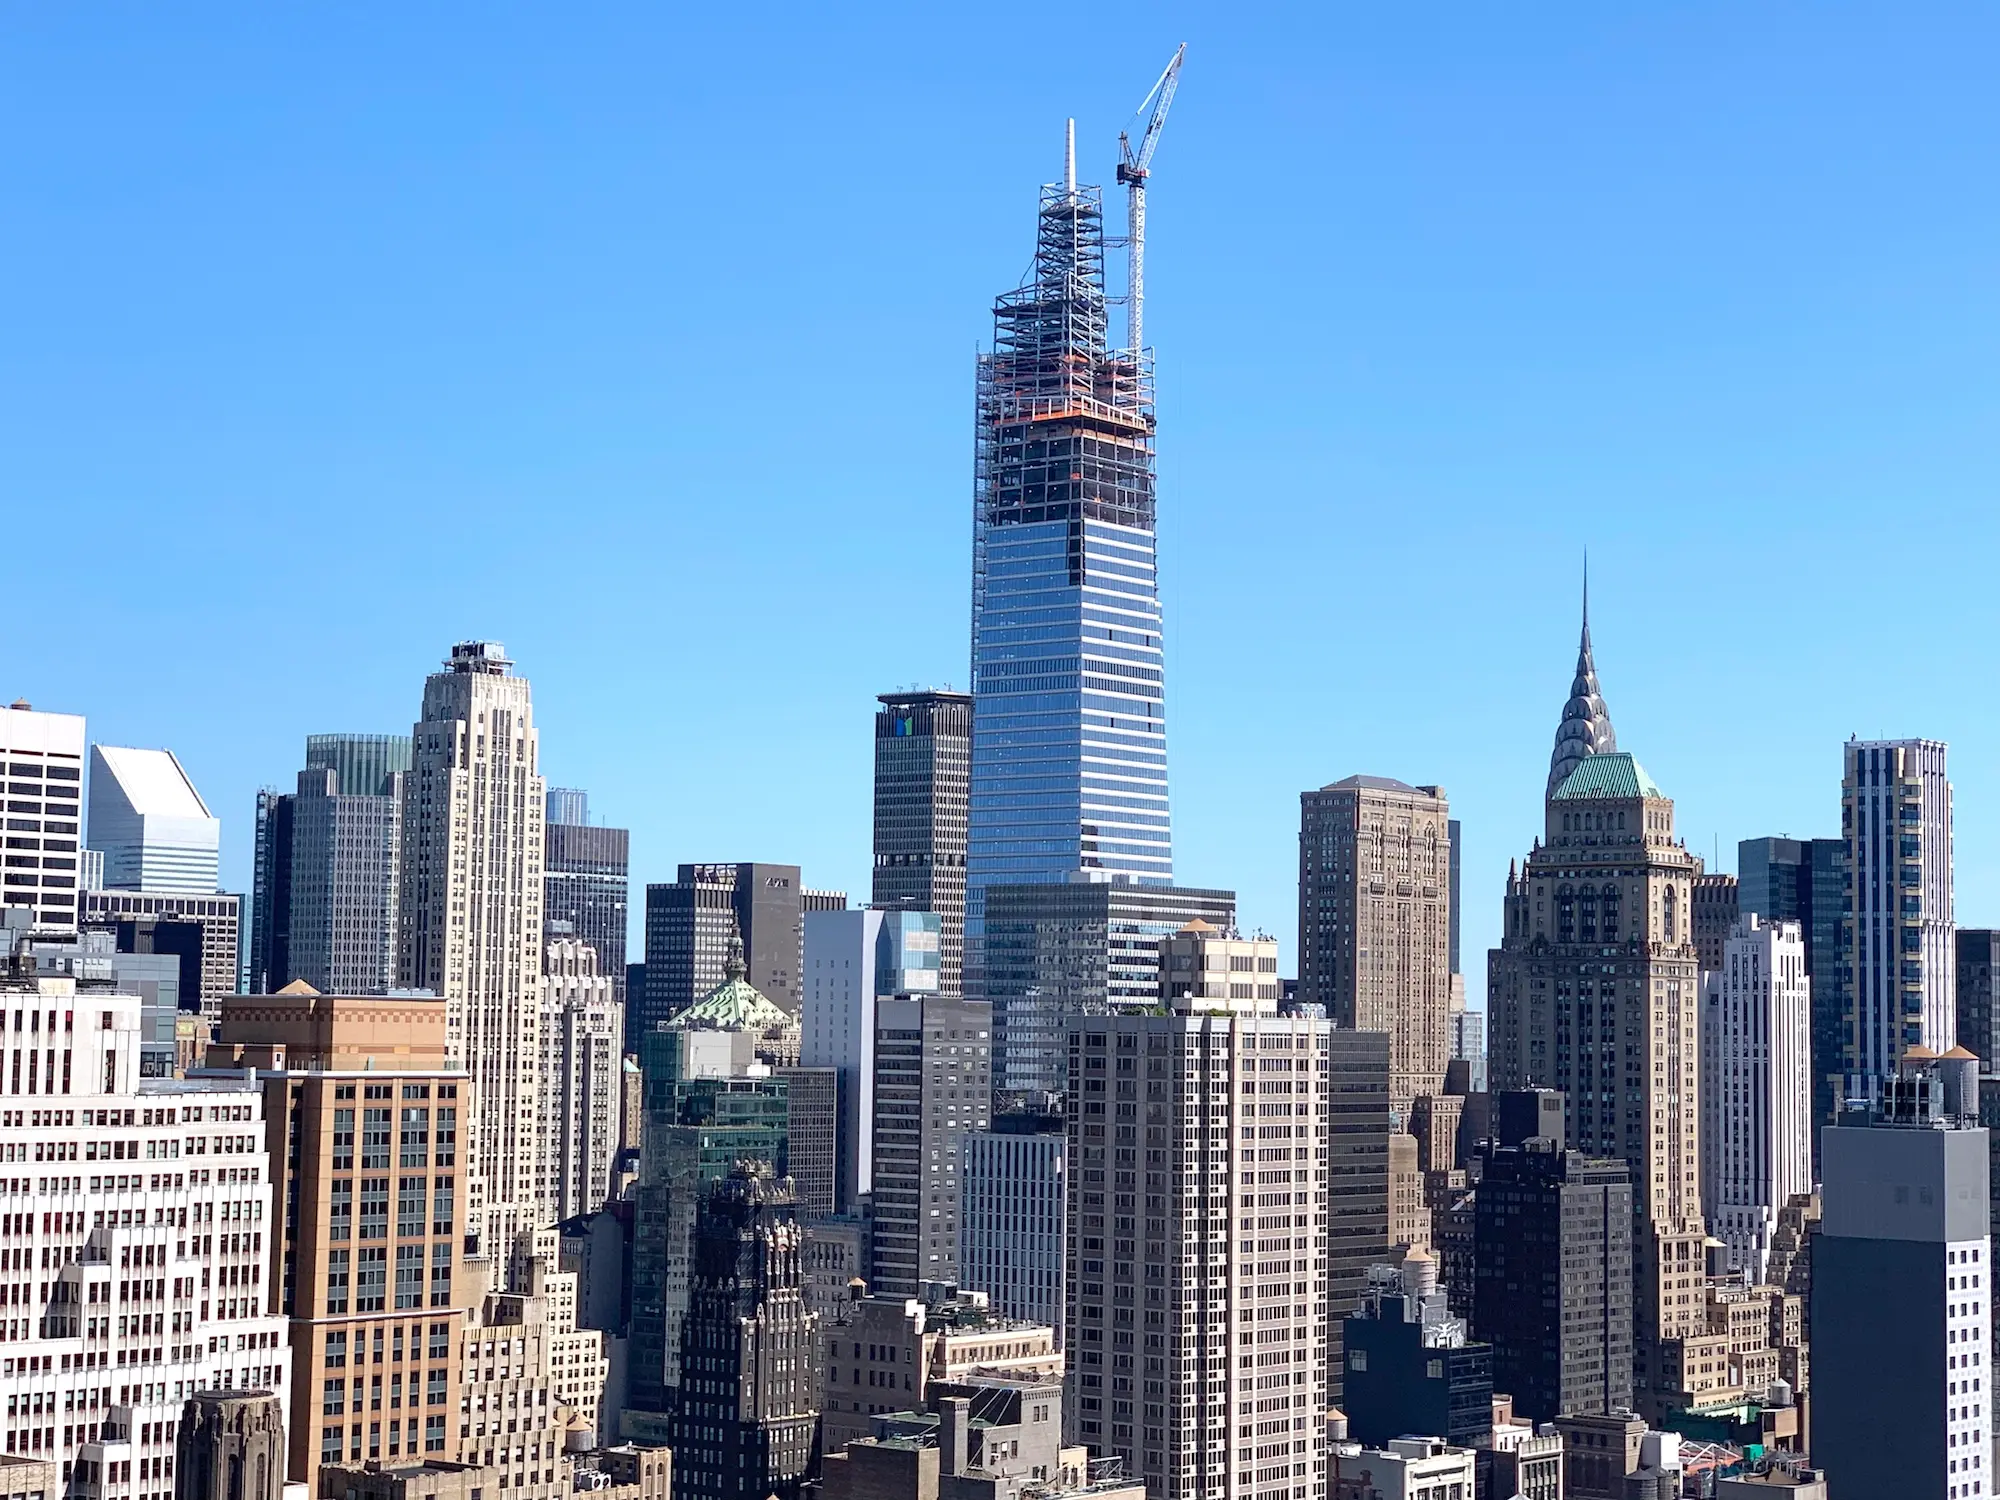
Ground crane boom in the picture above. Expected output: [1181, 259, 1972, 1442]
[1117, 43, 1186, 353]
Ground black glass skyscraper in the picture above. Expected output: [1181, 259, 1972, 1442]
[544, 787, 630, 1003]
[872, 689, 970, 995]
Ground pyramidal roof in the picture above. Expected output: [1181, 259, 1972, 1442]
[1546, 570, 1618, 800]
[1550, 752, 1663, 802]
[665, 935, 793, 1033]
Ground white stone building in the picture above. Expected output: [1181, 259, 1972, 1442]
[542, 939, 622, 1221]
[0, 968, 290, 1500]
[399, 642, 548, 1278]
[1700, 914, 1813, 1280]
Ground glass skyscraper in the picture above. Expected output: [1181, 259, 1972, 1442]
[965, 148, 1172, 992]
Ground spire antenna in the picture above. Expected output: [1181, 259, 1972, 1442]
[1064, 118, 1076, 195]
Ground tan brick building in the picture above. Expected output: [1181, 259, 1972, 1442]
[206, 985, 478, 1481]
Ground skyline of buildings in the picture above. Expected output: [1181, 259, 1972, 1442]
[2, 88, 1991, 1500]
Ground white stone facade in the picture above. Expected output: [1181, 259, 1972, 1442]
[1700, 915, 1813, 1280]
[399, 642, 548, 1277]
[542, 940, 622, 1222]
[0, 975, 290, 1500]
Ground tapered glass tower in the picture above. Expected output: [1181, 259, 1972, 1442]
[965, 135, 1172, 993]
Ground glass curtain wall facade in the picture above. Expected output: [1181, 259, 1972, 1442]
[965, 158, 1171, 995]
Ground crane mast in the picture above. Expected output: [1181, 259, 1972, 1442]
[1116, 43, 1186, 353]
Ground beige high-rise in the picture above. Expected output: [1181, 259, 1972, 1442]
[399, 641, 548, 1278]
[1297, 776, 1453, 1120]
[1487, 749, 1707, 1414]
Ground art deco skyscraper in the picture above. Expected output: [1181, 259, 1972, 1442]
[1297, 776, 1453, 1122]
[872, 689, 971, 993]
[1487, 603, 1708, 1419]
[669, 1164, 820, 1500]
[1841, 737, 1955, 1099]
[400, 640, 548, 1272]
[965, 140, 1171, 994]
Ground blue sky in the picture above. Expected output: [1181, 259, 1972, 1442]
[5, 6, 1998, 1000]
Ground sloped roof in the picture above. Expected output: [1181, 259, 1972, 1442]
[94, 745, 212, 818]
[1550, 751, 1663, 802]
[665, 940, 792, 1033]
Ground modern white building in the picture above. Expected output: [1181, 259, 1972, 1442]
[1329, 1436, 1476, 1500]
[960, 1119, 1065, 1341]
[543, 938, 623, 1221]
[1066, 989, 1331, 1500]
[802, 907, 941, 1213]
[0, 701, 87, 933]
[86, 745, 220, 894]
[1842, 737, 1954, 1098]
[1701, 914, 1813, 1280]
[0, 966, 292, 1499]
[398, 641, 548, 1279]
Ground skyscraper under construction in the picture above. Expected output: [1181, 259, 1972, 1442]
[965, 129, 1173, 994]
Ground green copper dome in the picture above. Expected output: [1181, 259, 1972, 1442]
[1549, 751, 1663, 802]
[665, 937, 793, 1032]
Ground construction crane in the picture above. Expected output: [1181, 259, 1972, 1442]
[1116, 43, 1186, 353]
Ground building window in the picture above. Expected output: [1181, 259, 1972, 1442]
[430, 1242, 454, 1306]
[395, 1245, 424, 1310]
[326, 1250, 350, 1315]
[397, 1177, 426, 1238]
[357, 1248, 387, 1313]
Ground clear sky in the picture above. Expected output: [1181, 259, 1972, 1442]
[5, 6, 1998, 1001]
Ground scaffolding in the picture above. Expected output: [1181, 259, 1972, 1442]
[972, 166, 1158, 643]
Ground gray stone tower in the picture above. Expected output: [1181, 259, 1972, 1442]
[175, 1390, 285, 1500]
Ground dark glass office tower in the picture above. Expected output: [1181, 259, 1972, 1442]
[872, 689, 971, 994]
[544, 787, 631, 1003]
[1958, 930, 2000, 1069]
[1471, 1095, 1634, 1425]
[249, 786, 294, 993]
[965, 147, 1171, 995]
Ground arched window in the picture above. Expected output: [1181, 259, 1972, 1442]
[1663, 885, 1678, 943]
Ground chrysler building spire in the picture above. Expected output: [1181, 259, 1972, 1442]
[1546, 563, 1618, 799]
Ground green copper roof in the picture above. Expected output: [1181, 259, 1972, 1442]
[1549, 751, 1663, 802]
[664, 937, 794, 1033]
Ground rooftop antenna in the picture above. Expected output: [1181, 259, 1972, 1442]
[1117, 43, 1186, 352]
[1064, 118, 1076, 196]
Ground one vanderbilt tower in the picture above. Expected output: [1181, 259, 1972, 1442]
[965, 119, 1175, 993]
